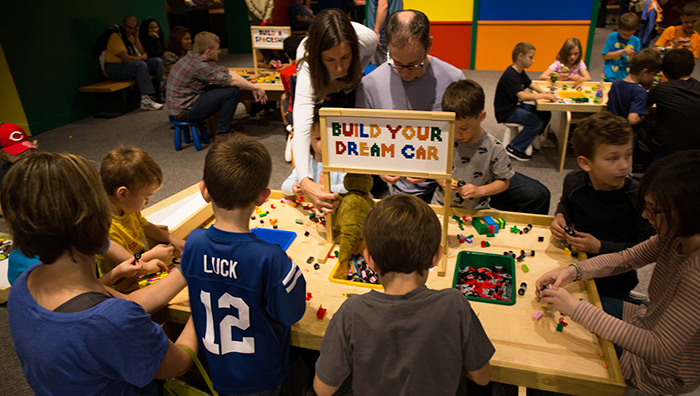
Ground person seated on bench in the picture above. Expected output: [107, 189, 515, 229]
[166, 32, 268, 143]
[99, 15, 163, 111]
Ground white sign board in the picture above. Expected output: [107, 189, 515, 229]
[324, 115, 451, 175]
[250, 26, 290, 49]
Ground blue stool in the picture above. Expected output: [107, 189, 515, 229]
[169, 115, 210, 151]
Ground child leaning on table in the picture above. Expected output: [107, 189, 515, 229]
[281, 112, 347, 196]
[539, 37, 591, 83]
[96, 148, 185, 293]
[314, 194, 494, 396]
[550, 112, 655, 300]
[5, 152, 196, 396]
[654, 1, 700, 59]
[538, 150, 700, 396]
[602, 13, 641, 82]
[180, 134, 306, 396]
[432, 79, 514, 210]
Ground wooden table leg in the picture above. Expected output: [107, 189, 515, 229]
[550, 111, 572, 172]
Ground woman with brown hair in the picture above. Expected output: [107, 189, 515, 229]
[161, 26, 192, 96]
[292, 9, 376, 214]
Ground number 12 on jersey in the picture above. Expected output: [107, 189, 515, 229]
[200, 290, 255, 355]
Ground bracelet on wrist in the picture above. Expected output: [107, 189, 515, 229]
[568, 263, 582, 281]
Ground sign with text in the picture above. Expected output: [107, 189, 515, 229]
[250, 26, 290, 49]
[321, 109, 454, 176]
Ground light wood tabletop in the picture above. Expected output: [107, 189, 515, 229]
[145, 185, 626, 396]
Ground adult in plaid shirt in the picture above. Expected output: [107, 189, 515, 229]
[166, 32, 267, 141]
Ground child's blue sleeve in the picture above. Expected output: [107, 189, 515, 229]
[602, 33, 617, 55]
[281, 168, 299, 196]
[267, 255, 306, 326]
[330, 172, 348, 194]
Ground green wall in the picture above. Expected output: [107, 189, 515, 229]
[0, 1, 169, 135]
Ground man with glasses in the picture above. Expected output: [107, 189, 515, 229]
[101, 15, 163, 111]
[356, 10, 551, 215]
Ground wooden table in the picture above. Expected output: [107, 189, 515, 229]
[146, 185, 626, 396]
[533, 80, 612, 172]
[230, 68, 285, 102]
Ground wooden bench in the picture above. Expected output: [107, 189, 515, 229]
[79, 77, 154, 118]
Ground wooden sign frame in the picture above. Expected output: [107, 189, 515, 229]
[250, 26, 291, 75]
[318, 108, 456, 276]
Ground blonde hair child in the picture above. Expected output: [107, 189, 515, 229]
[539, 38, 591, 82]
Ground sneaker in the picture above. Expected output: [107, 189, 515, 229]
[506, 145, 531, 162]
[140, 96, 163, 111]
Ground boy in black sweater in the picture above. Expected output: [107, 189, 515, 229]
[551, 112, 655, 300]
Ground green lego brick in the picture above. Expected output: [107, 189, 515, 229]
[556, 323, 564, 332]
[522, 264, 529, 272]
[471, 218, 489, 235]
[486, 233, 495, 237]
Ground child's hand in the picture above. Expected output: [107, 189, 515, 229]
[542, 93, 557, 102]
[293, 181, 303, 195]
[253, 87, 267, 104]
[535, 266, 577, 297]
[568, 74, 581, 82]
[150, 244, 175, 261]
[379, 175, 401, 185]
[458, 183, 481, 199]
[566, 231, 601, 254]
[113, 257, 168, 279]
[169, 236, 186, 254]
[550, 213, 568, 240]
[622, 48, 636, 56]
[539, 286, 582, 317]
[404, 177, 427, 184]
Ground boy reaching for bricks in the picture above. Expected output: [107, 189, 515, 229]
[550, 112, 655, 300]
[314, 194, 494, 396]
[432, 79, 514, 210]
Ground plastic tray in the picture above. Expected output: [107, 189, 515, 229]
[452, 250, 516, 306]
[250, 228, 296, 251]
[328, 240, 383, 289]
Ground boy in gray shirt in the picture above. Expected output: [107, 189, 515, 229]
[314, 194, 494, 396]
[432, 80, 515, 209]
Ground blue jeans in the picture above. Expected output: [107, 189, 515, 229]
[505, 104, 552, 152]
[104, 57, 162, 97]
[490, 172, 551, 215]
[178, 86, 241, 136]
[223, 384, 281, 396]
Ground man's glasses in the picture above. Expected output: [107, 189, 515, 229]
[387, 51, 425, 70]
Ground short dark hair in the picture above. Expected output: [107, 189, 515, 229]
[618, 12, 639, 31]
[572, 112, 633, 159]
[662, 48, 695, 80]
[203, 134, 271, 210]
[101, 148, 163, 196]
[283, 35, 305, 60]
[512, 42, 536, 63]
[630, 48, 662, 75]
[441, 80, 485, 119]
[362, 194, 441, 276]
[385, 10, 430, 49]
[1, 153, 112, 265]
[638, 150, 700, 238]
[682, 1, 700, 17]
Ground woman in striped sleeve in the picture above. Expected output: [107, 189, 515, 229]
[537, 150, 700, 396]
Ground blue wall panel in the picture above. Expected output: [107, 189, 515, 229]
[479, 0, 595, 21]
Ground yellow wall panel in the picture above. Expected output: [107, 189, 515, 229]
[403, 0, 473, 22]
[475, 22, 590, 71]
[0, 42, 30, 135]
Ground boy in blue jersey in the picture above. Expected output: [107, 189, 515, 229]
[314, 194, 494, 396]
[180, 134, 307, 395]
[602, 13, 641, 82]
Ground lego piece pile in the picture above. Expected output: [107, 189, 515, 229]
[455, 265, 512, 301]
[347, 254, 381, 285]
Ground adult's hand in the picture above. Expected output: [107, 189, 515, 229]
[300, 177, 339, 214]
[253, 87, 267, 104]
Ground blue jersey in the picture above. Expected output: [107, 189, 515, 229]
[603, 32, 641, 81]
[180, 227, 306, 394]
